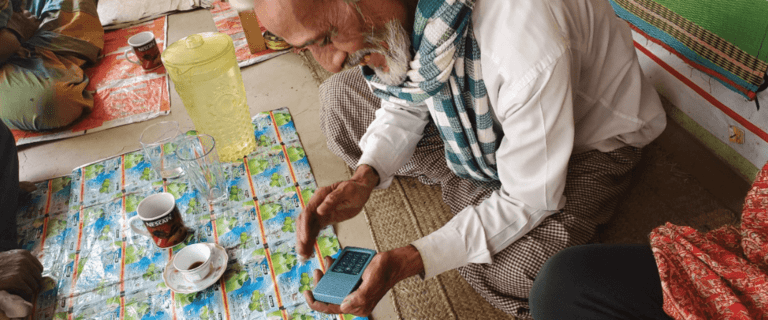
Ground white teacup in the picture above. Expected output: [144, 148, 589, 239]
[173, 243, 213, 282]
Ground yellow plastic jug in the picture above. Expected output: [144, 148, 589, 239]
[162, 32, 256, 162]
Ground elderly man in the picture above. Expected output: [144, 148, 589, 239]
[253, 0, 666, 317]
[0, 0, 103, 132]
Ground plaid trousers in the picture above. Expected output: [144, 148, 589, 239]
[319, 69, 642, 319]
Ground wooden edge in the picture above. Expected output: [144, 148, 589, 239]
[238, 10, 267, 54]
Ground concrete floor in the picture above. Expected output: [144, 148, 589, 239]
[16, 7, 756, 320]
[17, 9, 398, 320]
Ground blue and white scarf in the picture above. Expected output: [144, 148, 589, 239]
[364, 0, 501, 181]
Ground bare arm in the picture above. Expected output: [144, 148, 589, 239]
[0, 28, 21, 63]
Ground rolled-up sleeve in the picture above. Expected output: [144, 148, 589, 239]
[357, 99, 431, 189]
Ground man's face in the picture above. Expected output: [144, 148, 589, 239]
[255, 0, 412, 85]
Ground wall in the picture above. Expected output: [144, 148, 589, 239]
[632, 30, 768, 181]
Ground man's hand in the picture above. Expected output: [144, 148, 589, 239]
[0, 249, 44, 302]
[303, 245, 425, 317]
[296, 165, 379, 260]
[5, 10, 40, 43]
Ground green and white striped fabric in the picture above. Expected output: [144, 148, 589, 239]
[609, 0, 768, 99]
[364, 0, 500, 182]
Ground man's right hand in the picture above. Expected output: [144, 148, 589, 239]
[296, 165, 379, 260]
[0, 249, 43, 302]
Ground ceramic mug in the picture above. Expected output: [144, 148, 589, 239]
[173, 243, 213, 282]
[129, 192, 188, 248]
[125, 31, 163, 70]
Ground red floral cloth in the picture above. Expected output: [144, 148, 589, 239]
[650, 161, 768, 319]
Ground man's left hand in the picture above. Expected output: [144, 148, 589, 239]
[0, 249, 43, 302]
[303, 245, 424, 317]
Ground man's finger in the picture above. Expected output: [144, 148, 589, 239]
[296, 216, 320, 259]
[353, 267, 380, 298]
[30, 269, 44, 288]
[341, 277, 377, 316]
[339, 292, 365, 316]
[6, 250, 44, 281]
[305, 186, 333, 213]
[6, 281, 34, 302]
[21, 250, 44, 275]
[296, 209, 317, 259]
[339, 255, 387, 317]
[316, 186, 345, 218]
[297, 186, 334, 259]
[303, 290, 342, 314]
[295, 213, 311, 258]
[324, 256, 334, 269]
[312, 268, 324, 286]
[10, 250, 42, 271]
[314, 181, 344, 216]
[19, 271, 40, 294]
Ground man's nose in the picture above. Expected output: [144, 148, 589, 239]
[310, 45, 349, 73]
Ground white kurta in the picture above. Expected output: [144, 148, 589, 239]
[356, 0, 667, 279]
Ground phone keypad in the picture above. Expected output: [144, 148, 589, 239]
[332, 251, 371, 275]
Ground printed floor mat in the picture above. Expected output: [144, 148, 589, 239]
[16, 107, 366, 320]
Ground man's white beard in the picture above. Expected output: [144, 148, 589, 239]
[344, 20, 412, 86]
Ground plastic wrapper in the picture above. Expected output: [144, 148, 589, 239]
[81, 156, 123, 207]
[276, 253, 322, 308]
[215, 207, 263, 256]
[213, 161, 255, 214]
[123, 150, 163, 194]
[247, 149, 294, 200]
[252, 112, 280, 155]
[48, 176, 74, 215]
[123, 289, 175, 320]
[38, 212, 69, 273]
[284, 140, 314, 185]
[173, 285, 227, 320]
[16, 181, 49, 226]
[224, 260, 279, 318]
[260, 193, 302, 247]
[272, 109, 299, 143]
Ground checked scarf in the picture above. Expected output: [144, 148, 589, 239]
[363, 0, 501, 182]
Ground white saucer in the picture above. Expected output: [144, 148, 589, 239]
[163, 243, 228, 294]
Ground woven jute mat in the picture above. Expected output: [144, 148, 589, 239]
[362, 175, 517, 320]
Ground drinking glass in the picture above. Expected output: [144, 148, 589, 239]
[175, 134, 227, 204]
[140, 121, 185, 179]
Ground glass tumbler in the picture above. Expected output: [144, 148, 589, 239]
[175, 134, 227, 204]
[140, 121, 185, 179]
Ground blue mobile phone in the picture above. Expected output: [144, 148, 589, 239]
[312, 246, 377, 305]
